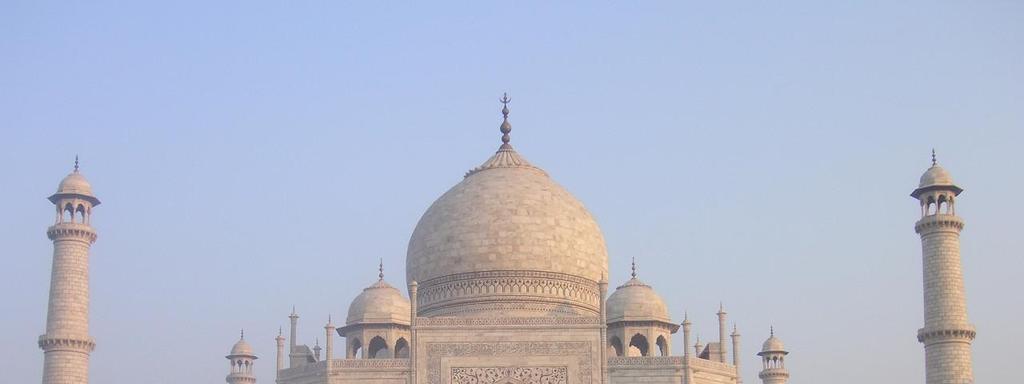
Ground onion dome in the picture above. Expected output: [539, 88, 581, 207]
[605, 260, 671, 324]
[49, 157, 101, 206]
[919, 165, 954, 188]
[405, 94, 608, 317]
[228, 331, 256, 358]
[759, 328, 788, 355]
[912, 150, 963, 198]
[346, 265, 411, 326]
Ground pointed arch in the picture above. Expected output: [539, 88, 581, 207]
[609, 336, 624, 357]
[394, 337, 409, 358]
[656, 335, 669, 356]
[368, 336, 389, 359]
[628, 333, 649, 357]
[350, 338, 362, 359]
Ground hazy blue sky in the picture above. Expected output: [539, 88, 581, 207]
[2, 1, 1021, 383]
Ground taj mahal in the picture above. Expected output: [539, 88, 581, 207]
[36, 95, 976, 384]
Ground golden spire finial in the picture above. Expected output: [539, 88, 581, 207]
[631, 257, 637, 279]
[499, 92, 512, 146]
[378, 259, 384, 280]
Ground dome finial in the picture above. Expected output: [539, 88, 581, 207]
[630, 257, 637, 279]
[378, 258, 384, 280]
[240, 329, 245, 340]
[770, 325, 774, 336]
[932, 148, 937, 166]
[73, 155, 80, 173]
[499, 92, 512, 146]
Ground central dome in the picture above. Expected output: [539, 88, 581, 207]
[406, 102, 608, 317]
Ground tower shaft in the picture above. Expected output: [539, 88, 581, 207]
[40, 224, 97, 384]
[916, 215, 975, 384]
[717, 307, 728, 363]
[275, 333, 285, 381]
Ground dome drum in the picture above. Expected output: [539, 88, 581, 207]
[414, 270, 602, 317]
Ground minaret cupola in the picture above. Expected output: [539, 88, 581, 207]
[226, 330, 258, 384]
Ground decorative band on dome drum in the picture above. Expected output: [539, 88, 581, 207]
[415, 270, 602, 316]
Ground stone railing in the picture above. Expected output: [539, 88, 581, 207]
[278, 359, 410, 380]
[608, 356, 683, 367]
[330, 358, 410, 369]
[607, 356, 735, 373]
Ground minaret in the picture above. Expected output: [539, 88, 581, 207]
[288, 307, 299, 367]
[408, 280, 418, 384]
[324, 315, 334, 378]
[682, 313, 693, 384]
[39, 158, 100, 384]
[274, 327, 285, 380]
[694, 335, 704, 357]
[758, 328, 789, 384]
[598, 274, 608, 384]
[911, 151, 975, 384]
[731, 325, 742, 384]
[324, 316, 335, 362]
[226, 330, 257, 384]
[717, 303, 728, 362]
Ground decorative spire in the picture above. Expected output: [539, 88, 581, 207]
[378, 259, 384, 280]
[73, 155, 80, 173]
[499, 92, 512, 147]
[631, 257, 637, 279]
[932, 148, 938, 166]
[240, 329, 245, 340]
[718, 302, 725, 314]
[770, 325, 775, 337]
[278, 326, 283, 336]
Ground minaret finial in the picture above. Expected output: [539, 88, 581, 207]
[240, 329, 245, 340]
[499, 92, 512, 146]
[378, 259, 384, 280]
[74, 155, 80, 173]
[932, 148, 937, 166]
[279, 326, 282, 336]
[631, 257, 637, 279]
[770, 325, 774, 336]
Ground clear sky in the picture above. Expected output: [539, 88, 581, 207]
[2, 1, 1021, 383]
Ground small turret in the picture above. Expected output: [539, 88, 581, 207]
[274, 327, 285, 379]
[226, 330, 257, 384]
[757, 328, 789, 384]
